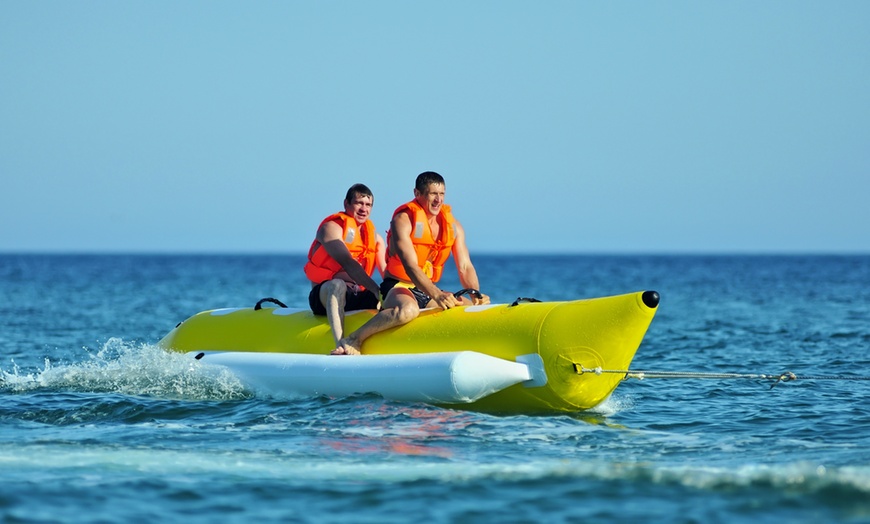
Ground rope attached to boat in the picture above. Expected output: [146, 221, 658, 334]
[573, 365, 870, 389]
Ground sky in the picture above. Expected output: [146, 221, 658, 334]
[2, 1, 868, 254]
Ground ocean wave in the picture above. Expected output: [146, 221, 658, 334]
[0, 338, 250, 401]
[2, 441, 868, 498]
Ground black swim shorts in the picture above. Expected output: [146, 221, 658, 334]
[379, 278, 432, 310]
[308, 281, 380, 315]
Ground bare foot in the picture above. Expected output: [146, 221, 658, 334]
[330, 337, 361, 355]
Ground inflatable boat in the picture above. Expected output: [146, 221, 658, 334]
[157, 290, 660, 414]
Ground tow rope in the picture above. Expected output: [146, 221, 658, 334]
[573, 365, 870, 389]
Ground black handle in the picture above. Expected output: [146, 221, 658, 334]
[509, 297, 542, 307]
[453, 288, 483, 300]
[254, 297, 288, 310]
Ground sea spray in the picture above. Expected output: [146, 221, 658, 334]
[1, 338, 250, 401]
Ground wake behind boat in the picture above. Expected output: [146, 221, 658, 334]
[157, 291, 660, 414]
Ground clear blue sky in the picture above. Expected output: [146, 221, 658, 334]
[2, 1, 868, 254]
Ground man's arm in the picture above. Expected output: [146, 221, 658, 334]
[317, 221, 380, 298]
[391, 212, 458, 309]
[451, 221, 490, 305]
[374, 233, 387, 278]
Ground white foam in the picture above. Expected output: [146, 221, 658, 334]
[1, 338, 249, 400]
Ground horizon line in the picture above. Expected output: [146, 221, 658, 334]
[2, 250, 868, 257]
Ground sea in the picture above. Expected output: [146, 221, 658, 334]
[1, 253, 869, 523]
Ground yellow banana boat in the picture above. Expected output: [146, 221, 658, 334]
[157, 290, 659, 414]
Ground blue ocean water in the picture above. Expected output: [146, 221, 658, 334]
[2, 254, 869, 523]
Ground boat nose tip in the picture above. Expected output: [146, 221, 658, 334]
[641, 290, 660, 309]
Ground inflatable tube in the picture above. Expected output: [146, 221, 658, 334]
[193, 350, 535, 403]
[158, 291, 659, 414]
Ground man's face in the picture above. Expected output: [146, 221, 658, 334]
[344, 192, 373, 224]
[415, 183, 445, 216]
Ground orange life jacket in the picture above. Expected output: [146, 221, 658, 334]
[304, 212, 378, 284]
[385, 200, 456, 283]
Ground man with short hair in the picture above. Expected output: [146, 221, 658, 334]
[304, 183, 386, 346]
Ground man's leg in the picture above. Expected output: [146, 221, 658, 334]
[332, 287, 420, 355]
[319, 279, 347, 346]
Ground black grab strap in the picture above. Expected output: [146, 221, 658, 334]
[254, 297, 288, 310]
[453, 288, 483, 300]
[509, 297, 542, 307]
